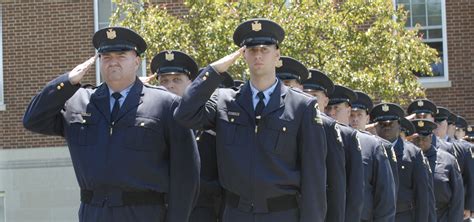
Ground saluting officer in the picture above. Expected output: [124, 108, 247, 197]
[23, 27, 200, 222]
[174, 18, 328, 222]
[407, 100, 472, 220]
[407, 99, 456, 157]
[466, 126, 474, 143]
[437, 109, 474, 221]
[325, 85, 365, 222]
[275, 56, 307, 91]
[455, 116, 470, 141]
[150, 51, 224, 222]
[350, 93, 397, 222]
[410, 119, 464, 222]
[370, 103, 431, 222]
[399, 117, 416, 140]
[280, 62, 346, 222]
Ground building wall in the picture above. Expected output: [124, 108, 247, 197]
[1, 0, 96, 149]
[0, 147, 78, 222]
[425, 0, 474, 123]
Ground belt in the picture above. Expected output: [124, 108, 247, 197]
[396, 201, 415, 213]
[81, 189, 165, 206]
[225, 190, 298, 212]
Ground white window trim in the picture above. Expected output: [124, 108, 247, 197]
[0, 5, 5, 111]
[0, 191, 5, 222]
[93, 0, 146, 86]
[393, 0, 451, 89]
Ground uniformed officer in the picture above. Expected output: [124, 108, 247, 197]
[174, 18, 328, 222]
[442, 112, 474, 221]
[275, 56, 309, 90]
[410, 119, 464, 222]
[407, 100, 473, 220]
[150, 50, 199, 96]
[370, 103, 431, 222]
[150, 51, 223, 222]
[302, 69, 333, 112]
[407, 99, 456, 156]
[466, 126, 474, 143]
[456, 116, 469, 140]
[325, 85, 365, 222]
[280, 62, 347, 222]
[23, 27, 200, 222]
[400, 117, 416, 140]
[446, 113, 458, 141]
[348, 93, 397, 222]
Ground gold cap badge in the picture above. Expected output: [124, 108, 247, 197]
[417, 100, 424, 107]
[468, 127, 472, 132]
[252, 21, 262, 32]
[276, 59, 283, 68]
[382, 104, 389, 112]
[418, 121, 424, 127]
[165, 51, 174, 61]
[106, 28, 116, 40]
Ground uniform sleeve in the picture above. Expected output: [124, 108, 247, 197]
[298, 99, 327, 222]
[460, 143, 474, 210]
[23, 73, 81, 136]
[372, 143, 397, 222]
[344, 131, 364, 222]
[173, 66, 222, 130]
[324, 120, 346, 222]
[448, 157, 465, 222]
[166, 98, 201, 222]
[413, 151, 431, 222]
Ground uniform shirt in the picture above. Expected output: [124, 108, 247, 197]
[424, 146, 464, 222]
[108, 84, 133, 110]
[249, 79, 278, 108]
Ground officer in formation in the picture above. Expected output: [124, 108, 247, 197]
[277, 57, 355, 222]
[23, 18, 474, 222]
[174, 18, 328, 222]
[23, 27, 200, 222]
[410, 119, 464, 222]
[149, 51, 225, 222]
[370, 103, 431, 222]
[409, 100, 474, 221]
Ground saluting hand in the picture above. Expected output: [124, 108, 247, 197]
[210, 47, 245, 73]
[139, 73, 157, 84]
[68, 55, 98, 85]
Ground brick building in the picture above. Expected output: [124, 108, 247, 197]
[0, 0, 472, 221]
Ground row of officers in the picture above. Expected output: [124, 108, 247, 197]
[22, 18, 474, 222]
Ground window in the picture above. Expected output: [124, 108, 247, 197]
[0, 192, 4, 222]
[395, 0, 450, 88]
[0, 5, 5, 111]
[94, 0, 146, 85]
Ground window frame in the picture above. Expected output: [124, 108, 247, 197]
[394, 0, 451, 89]
[0, 4, 5, 111]
[93, 0, 146, 86]
[0, 191, 5, 222]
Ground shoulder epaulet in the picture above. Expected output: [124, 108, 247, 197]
[81, 83, 97, 89]
[144, 84, 167, 91]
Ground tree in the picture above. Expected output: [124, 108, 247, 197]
[111, 0, 438, 104]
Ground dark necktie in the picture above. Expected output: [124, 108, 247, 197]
[111, 92, 122, 123]
[255, 91, 265, 121]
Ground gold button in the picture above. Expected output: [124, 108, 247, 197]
[230, 118, 235, 122]
[60, 82, 65, 87]
[205, 72, 209, 77]
[140, 122, 145, 127]
[57, 85, 61, 90]
[401, 166, 405, 169]
[82, 119, 86, 123]
[282, 127, 287, 132]
[203, 76, 207, 81]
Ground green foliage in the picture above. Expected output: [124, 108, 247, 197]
[111, 0, 438, 104]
